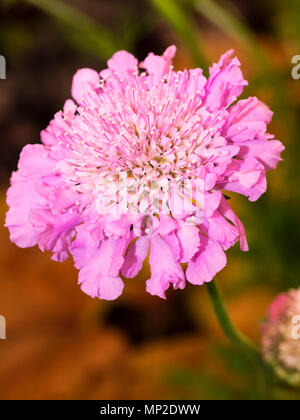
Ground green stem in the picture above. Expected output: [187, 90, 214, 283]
[206, 279, 272, 399]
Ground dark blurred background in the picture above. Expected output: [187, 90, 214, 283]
[0, 0, 299, 399]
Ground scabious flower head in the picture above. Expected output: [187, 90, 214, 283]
[5, 46, 284, 300]
[261, 289, 300, 386]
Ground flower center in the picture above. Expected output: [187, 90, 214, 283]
[58, 71, 223, 216]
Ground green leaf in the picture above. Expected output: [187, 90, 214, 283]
[24, 0, 118, 59]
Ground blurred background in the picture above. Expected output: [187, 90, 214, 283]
[0, 0, 299, 400]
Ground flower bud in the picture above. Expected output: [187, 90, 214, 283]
[261, 288, 300, 385]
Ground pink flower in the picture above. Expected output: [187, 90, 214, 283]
[261, 289, 300, 385]
[5, 47, 284, 300]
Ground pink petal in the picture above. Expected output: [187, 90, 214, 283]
[158, 215, 178, 236]
[186, 68, 207, 97]
[268, 294, 290, 323]
[17, 144, 55, 180]
[204, 191, 222, 218]
[222, 157, 267, 201]
[30, 208, 81, 262]
[5, 144, 56, 248]
[224, 97, 273, 142]
[107, 50, 138, 77]
[219, 196, 248, 251]
[71, 222, 101, 269]
[204, 50, 248, 111]
[176, 221, 200, 263]
[63, 99, 77, 118]
[141, 45, 176, 83]
[5, 178, 45, 247]
[71, 68, 99, 104]
[199, 211, 239, 251]
[186, 236, 227, 285]
[78, 237, 126, 300]
[237, 139, 284, 170]
[162, 45, 177, 63]
[146, 235, 185, 299]
[121, 236, 150, 278]
[163, 231, 181, 261]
